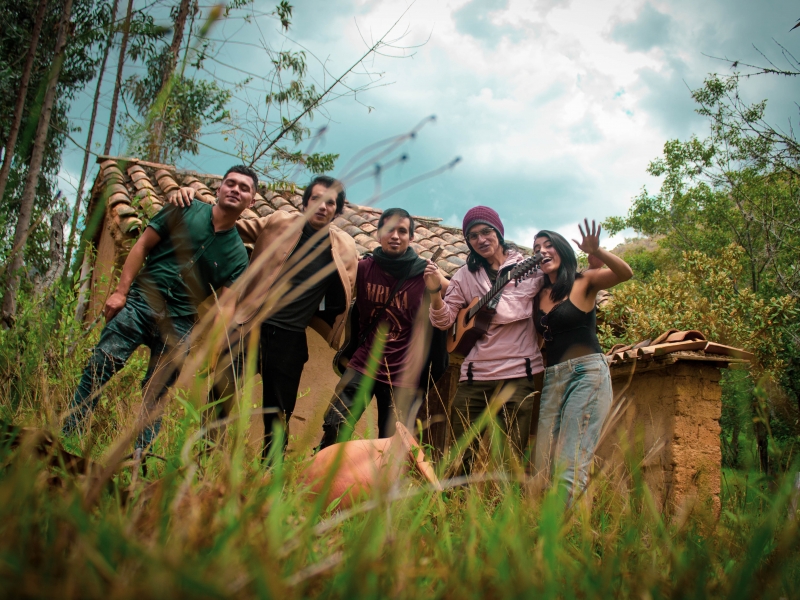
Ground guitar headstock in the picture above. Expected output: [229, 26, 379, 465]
[511, 253, 543, 284]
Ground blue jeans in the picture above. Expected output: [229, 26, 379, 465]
[63, 292, 195, 449]
[533, 353, 612, 499]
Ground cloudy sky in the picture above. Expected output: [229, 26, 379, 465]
[62, 0, 800, 247]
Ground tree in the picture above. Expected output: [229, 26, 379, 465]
[63, 0, 121, 273]
[604, 72, 800, 299]
[122, 0, 232, 164]
[0, 0, 48, 204]
[1, 0, 75, 321]
[0, 0, 107, 319]
[122, 0, 404, 177]
[103, 0, 134, 155]
[603, 57, 800, 476]
[598, 246, 798, 474]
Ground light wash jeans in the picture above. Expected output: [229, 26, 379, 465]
[533, 353, 612, 500]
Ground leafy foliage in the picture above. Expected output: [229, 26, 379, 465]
[1, 287, 799, 598]
[604, 74, 800, 298]
[122, 3, 232, 164]
[0, 0, 107, 275]
[598, 245, 798, 377]
[602, 68, 800, 473]
[125, 68, 232, 163]
[121, 1, 338, 176]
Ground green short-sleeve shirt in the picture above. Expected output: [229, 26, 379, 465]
[130, 200, 248, 317]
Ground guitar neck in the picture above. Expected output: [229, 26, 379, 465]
[466, 272, 513, 320]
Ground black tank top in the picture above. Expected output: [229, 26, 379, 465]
[535, 298, 603, 367]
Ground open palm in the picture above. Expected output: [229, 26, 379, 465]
[572, 218, 601, 255]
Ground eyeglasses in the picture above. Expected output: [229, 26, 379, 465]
[539, 312, 553, 342]
[467, 227, 496, 242]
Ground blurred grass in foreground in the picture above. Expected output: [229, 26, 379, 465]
[1, 287, 799, 599]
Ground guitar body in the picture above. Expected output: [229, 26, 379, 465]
[447, 297, 496, 357]
[442, 254, 542, 359]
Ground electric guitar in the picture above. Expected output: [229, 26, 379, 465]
[446, 254, 542, 357]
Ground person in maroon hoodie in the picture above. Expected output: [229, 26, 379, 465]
[318, 208, 448, 449]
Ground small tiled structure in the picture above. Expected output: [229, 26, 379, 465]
[597, 338, 751, 515]
[81, 156, 751, 513]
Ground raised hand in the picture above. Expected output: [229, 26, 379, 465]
[424, 260, 442, 292]
[572, 218, 601, 256]
[167, 186, 196, 207]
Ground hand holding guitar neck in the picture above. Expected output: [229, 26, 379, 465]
[425, 248, 445, 292]
[446, 253, 542, 356]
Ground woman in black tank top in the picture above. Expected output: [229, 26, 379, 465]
[531, 220, 633, 503]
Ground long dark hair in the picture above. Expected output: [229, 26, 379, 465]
[534, 230, 581, 301]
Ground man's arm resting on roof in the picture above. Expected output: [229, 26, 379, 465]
[166, 186, 196, 208]
[166, 185, 271, 244]
[104, 227, 162, 321]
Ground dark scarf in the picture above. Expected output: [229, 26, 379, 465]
[372, 246, 428, 280]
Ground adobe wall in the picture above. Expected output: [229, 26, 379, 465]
[242, 328, 377, 453]
[87, 215, 124, 319]
[596, 359, 722, 514]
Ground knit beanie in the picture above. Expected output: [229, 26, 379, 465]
[462, 206, 505, 244]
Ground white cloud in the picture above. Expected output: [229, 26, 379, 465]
[59, 0, 799, 243]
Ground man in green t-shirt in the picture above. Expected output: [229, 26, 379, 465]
[62, 165, 256, 452]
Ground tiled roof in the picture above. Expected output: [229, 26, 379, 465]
[89, 156, 504, 276]
[605, 329, 753, 371]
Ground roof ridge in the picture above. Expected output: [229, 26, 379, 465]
[87, 157, 532, 275]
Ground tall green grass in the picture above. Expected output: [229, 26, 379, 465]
[1, 287, 799, 599]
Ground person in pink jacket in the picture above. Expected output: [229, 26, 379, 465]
[428, 206, 545, 473]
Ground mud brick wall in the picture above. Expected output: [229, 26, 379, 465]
[596, 360, 723, 515]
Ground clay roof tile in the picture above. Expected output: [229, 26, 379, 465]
[348, 214, 369, 227]
[108, 192, 130, 208]
[128, 169, 148, 181]
[118, 216, 142, 236]
[256, 205, 275, 217]
[447, 255, 466, 267]
[115, 204, 138, 218]
[441, 232, 459, 244]
[413, 226, 432, 239]
[103, 170, 124, 183]
[133, 178, 156, 192]
[342, 225, 363, 237]
[106, 183, 128, 197]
